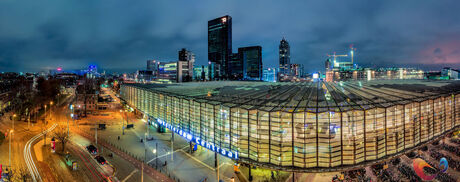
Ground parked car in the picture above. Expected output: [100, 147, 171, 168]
[95, 156, 106, 165]
[86, 145, 98, 155]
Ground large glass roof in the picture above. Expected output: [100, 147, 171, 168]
[126, 80, 460, 112]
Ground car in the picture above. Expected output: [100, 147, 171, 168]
[95, 156, 106, 165]
[86, 145, 98, 155]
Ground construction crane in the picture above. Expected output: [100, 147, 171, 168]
[327, 52, 348, 68]
[349, 44, 357, 65]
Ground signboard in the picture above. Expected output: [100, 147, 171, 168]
[51, 138, 56, 153]
[157, 119, 239, 160]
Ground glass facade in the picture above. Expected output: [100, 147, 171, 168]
[208, 15, 232, 79]
[120, 81, 460, 172]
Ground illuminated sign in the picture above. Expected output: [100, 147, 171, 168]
[312, 73, 319, 79]
[413, 157, 448, 181]
[221, 17, 227, 23]
[157, 119, 239, 160]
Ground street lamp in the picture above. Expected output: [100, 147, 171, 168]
[119, 110, 125, 135]
[44, 105, 47, 124]
[12, 114, 16, 132]
[8, 130, 13, 168]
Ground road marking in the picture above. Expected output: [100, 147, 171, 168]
[179, 149, 214, 170]
[122, 169, 138, 182]
[218, 162, 231, 169]
[146, 146, 187, 163]
[24, 123, 57, 182]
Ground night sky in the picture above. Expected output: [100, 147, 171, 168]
[0, 0, 459, 73]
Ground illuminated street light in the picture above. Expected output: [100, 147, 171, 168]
[9, 129, 13, 167]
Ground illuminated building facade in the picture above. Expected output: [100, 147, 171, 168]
[208, 15, 232, 80]
[239, 46, 262, 80]
[120, 80, 460, 172]
[279, 38, 290, 76]
[325, 68, 424, 82]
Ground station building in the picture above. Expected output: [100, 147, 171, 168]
[120, 80, 460, 172]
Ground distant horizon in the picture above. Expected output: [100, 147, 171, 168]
[3, 62, 460, 75]
[1, 0, 459, 73]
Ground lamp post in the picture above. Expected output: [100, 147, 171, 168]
[8, 130, 13, 168]
[120, 110, 125, 135]
[12, 114, 16, 133]
[44, 105, 47, 125]
[44, 104, 47, 146]
[50, 101, 53, 122]
[142, 133, 146, 182]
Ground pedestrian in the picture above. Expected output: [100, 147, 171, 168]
[118, 136, 120, 140]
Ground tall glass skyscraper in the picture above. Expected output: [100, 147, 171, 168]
[239, 46, 262, 80]
[279, 37, 290, 76]
[208, 15, 232, 80]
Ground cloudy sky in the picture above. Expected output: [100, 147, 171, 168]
[0, 0, 459, 73]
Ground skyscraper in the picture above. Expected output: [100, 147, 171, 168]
[178, 48, 195, 82]
[208, 15, 232, 80]
[229, 53, 243, 80]
[279, 37, 290, 76]
[325, 58, 332, 71]
[290, 63, 304, 77]
[239, 46, 262, 80]
[147, 60, 159, 77]
[178, 48, 195, 63]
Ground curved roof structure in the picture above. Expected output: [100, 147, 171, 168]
[127, 80, 460, 112]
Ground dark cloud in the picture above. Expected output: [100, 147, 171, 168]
[0, 0, 459, 73]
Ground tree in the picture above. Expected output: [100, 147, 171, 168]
[9, 166, 30, 182]
[52, 125, 71, 153]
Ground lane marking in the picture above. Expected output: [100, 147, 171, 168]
[146, 146, 187, 163]
[179, 149, 214, 170]
[121, 169, 138, 182]
[24, 123, 57, 182]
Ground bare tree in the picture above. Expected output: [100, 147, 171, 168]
[52, 125, 71, 153]
[10, 166, 31, 182]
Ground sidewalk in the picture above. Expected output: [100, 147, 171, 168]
[72, 126, 174, 182]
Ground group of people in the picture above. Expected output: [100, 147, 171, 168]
[371, 164, 398, 182]
[439, 143, 460, 157]
[450, 138, 460, 145]
[332, 168, 370, 182]
[397, 164, 422, 182]
[429, 148, 460, 171]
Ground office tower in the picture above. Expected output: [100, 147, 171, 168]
[208, 15, 232, 80]
[147, 60, 159, 77]
[279, 37, 290, 76]
[262, 68, 277, 82]
[158, 62, 177, 82]
[229, 53, 243, 80]
[178, 48, 195, 82]
[239, 46, 262, 80]
[290, 63, 304, 77]
[325, 58, 332, 71]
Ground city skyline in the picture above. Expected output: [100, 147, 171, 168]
[1, 0, 459, 73]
